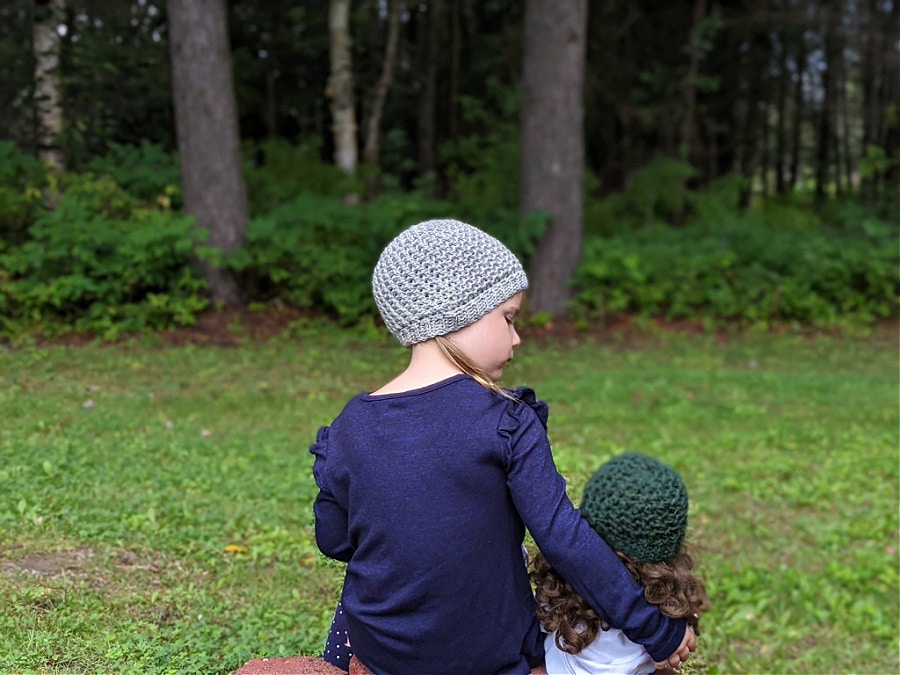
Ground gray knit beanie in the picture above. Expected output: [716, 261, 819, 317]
[372, 219, 529, 346]
[580, 452, 688, 563]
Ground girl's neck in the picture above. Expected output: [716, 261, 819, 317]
[372, 340, 463, 395]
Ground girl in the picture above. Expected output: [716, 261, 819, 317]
[532, 452, 711, 674]
[310, 219, 695, 674]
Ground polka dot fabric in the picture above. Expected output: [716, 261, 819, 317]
[372, 219, 528, 346]
[580, 452, 688, 563]
[322, 602, 353, 671]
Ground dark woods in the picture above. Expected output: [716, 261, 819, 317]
[2, 0, 897, 201]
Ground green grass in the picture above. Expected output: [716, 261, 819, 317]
[1, 327, 897, 673]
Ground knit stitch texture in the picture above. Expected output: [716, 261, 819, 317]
[580, 452, 688, 563]
[372, 219, 528, 346]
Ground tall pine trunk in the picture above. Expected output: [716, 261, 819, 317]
[520, 0, 587, 317]
[680, 0, 707, 177]
[417, 0, 439, 183]
[168, 0, 247, 308]
[814, 2, 837, 203]
[774, 33, 788, 195]
[788, 36, 807, 192]
[363, 0, 402, 198]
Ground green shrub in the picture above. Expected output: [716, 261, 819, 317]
[243, 139, 360, 215]
[88, 141, 182, 206]
[0, 174, 207, 339]
[225, 192, 460, 325]
[0, 141, 49, 245]
[572, 219, 899, 325]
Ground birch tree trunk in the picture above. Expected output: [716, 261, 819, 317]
[363, 0, 402, 197]
[520, 0, 587, 317]
[33, 0, 65, 171]
[168, 0, 247, 307]
[328, 0, 357, 175]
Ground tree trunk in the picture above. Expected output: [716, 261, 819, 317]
[880, 0, 900, 198]
[788, 35, 806, 192]
[520, 0, 587, 317]
[265, 64, 277, 140]
[363, 0, 402, 198]
[328, 0, 357, 175]
[774, 33, 788, 195]
[33, 0, 65, 171]
[814, 2, 836, 204]
[168, 0, 247, 308]
[449, 0, 461, 143]
[680, 0, 707, 176]
[417, 0, 439, 183]
[836, 42, 853, 193]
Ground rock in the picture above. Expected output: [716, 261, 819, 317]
[235, 656, 346, 674]
[237, 655, 546, 674]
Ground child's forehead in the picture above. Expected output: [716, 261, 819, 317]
[501, 293, 524, 310]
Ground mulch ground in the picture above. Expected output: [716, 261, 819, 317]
[11, 306, 899, 350]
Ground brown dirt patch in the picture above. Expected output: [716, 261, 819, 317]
[2, 547, 94, 578]
[16, 307, 900, 350]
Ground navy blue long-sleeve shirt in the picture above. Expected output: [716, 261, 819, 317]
[310, 375, 684, 674]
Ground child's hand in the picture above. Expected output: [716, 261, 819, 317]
[654, 624, 696, 671]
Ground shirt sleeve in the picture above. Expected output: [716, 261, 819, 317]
[310, 425, 354, 562]
[500, 389, 686, 661]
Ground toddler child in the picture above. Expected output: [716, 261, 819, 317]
[532, 452, 711, 674]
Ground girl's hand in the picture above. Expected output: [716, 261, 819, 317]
[654, 624, 696, 671]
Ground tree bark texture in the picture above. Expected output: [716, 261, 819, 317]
[328, 0, 357, 175]
[788, 36, 806, 191]
[520, 0, 587, 317]
[680, 0, 707, 173]
[168, 0, 248, 307]
[774, 35, 788, 195]
[814, 2, 837, 203]
[33, 0, 65, 171]
[363, 0, 402, 197]
[417, 0, 439, 181]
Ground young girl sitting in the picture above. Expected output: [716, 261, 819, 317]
[311, 219, 695, 674]
[532, 452, 711, 674]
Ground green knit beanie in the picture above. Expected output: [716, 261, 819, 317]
[580, 452, 688, 563]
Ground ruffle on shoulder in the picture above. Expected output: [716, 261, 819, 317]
[499, 386, 549, 435]
[309, 425, 331, 485]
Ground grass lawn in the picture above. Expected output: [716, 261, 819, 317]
[1, 324, 897, 673]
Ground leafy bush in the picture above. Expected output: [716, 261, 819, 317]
[243, 139, 360, 215]
[572, 218, 899, 325]
[0, 141, 49, 245]
[225, 192, 463, 325]
[0, 173, 207, 339]
[88, 141, 182, 207]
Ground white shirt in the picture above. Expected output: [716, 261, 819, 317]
[543, 627, 657, 675]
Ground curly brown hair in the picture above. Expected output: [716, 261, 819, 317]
[530, 548, 711, 655]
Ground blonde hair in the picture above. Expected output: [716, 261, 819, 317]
[434, 335, 513, 399]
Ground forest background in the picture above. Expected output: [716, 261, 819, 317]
[0, 0, 897, 339]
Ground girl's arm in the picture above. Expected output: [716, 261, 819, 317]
[310, 426, 354, 562]
[501, 398, 686, 662]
